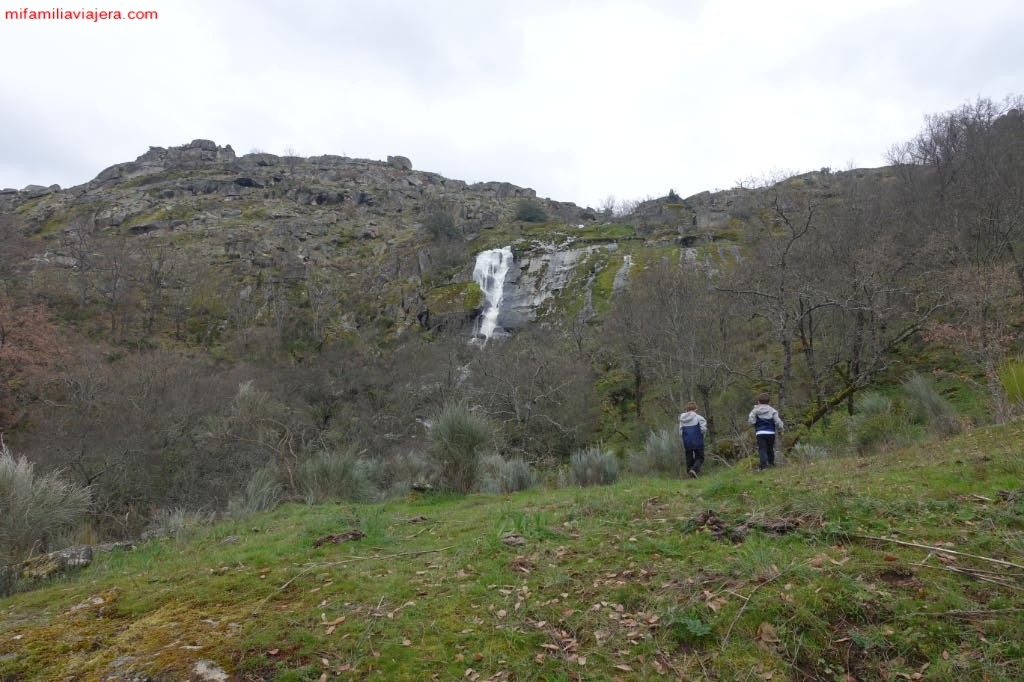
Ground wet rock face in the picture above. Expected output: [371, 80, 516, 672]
[497, 244, 604, 331]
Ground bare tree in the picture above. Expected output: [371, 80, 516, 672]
[718, 174, 838, 412]
[888, 95, 1024, 421]
[60, 212, 98, 310]
[137, 241, 180, 337]
[94, 237, 136, 336]
[469, 328, 596, 460]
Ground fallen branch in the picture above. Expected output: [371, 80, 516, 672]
[851, 534, 1024, 571]
[940, 565, 1022, 591]
[252, 546, 453, 615]
[911, 608, 1024, 618]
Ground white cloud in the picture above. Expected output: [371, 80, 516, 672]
[1, 0, 1021, 205]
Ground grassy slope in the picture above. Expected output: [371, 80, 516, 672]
[2, 423, 1023, 681]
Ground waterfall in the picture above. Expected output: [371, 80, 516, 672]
[471, 246, 512, 344]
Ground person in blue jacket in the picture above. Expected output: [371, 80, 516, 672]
[678, 400, 708, 478]
[748, 392, 784, 470]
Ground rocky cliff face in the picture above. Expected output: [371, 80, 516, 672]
[2, 140, 606, 338]
[1, 139, 884, 346]
[498, 243, 612, 330]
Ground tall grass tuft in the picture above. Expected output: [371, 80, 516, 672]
[144, 507, 215, 542]
[0, 444, 91, 567]
[631, 428, 684, 477]
[567, 446, 619, 487]
[477, 455, 534, 494]
[901, 373, 962, 436]
[227, 466, 285, 517]
[999, 357, 1024, 405]
[787, 442, 832, 463]
[429, 404, 492, 493]
[296, 449, 377, 504]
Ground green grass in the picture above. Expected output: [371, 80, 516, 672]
[2, 422, 1024, 680]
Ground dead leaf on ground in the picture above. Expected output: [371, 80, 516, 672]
[756, 622, 780, 644]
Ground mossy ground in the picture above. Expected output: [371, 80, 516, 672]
[2, 421, 1023, 680]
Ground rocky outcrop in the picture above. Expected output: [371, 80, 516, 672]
[497, 242, 617, 331]
[1, 139, 608, 339]
[20, 545, 94, 579]
[387, 155, 412, 171]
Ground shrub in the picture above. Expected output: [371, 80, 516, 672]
[567, 446, 619, 487]
[423, 203, 459, 241]
[649, 428, 685, 475]
[850, 393, 907, 453]
[477, 454, 534, 494]
[429, 404, 493, 493]
[227, 466, 284, 517]
[787, 442, 832, 463]
[295, 449, 376, 504]
[627, 448, 654, 476]
[514, 199, 547, 223]
[630, 428, 684, 477]
[367, 450, 439, 497]
[711, 438, 743, 461]
[901, 373, 962, 436]
[0, 445, 91, 566]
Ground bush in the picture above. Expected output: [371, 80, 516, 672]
[850, 393, 907, 454]
[429, 404, 493, 493]
[567, 446, 619, 487]
[0, 445, 91, 566]
[902, 373, 962, 436]
[423, 203, 459, 241]
[477, 454, 534, 494]
[514, 199, 547, 223]
[295, 449, 377, 504]
[630, 428, 683, 477]
[648, 428, 684, 475]
[787, 442, 832, 463]
[227, 466, 285, 517]
[365, 450, 439, 497]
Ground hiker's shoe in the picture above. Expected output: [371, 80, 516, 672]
[688, 469, 698, 479]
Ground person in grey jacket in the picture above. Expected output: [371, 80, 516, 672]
[679, 400, 709, 478]
[748, 392, 784, 470]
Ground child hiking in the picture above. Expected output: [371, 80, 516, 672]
[678, 400, 708, 478]
[748, 392, 784, 470]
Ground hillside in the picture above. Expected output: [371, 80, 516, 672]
[1, 98, 1022, 615]
[0, 139, 892, 347]
[2, 422, 1023, 681]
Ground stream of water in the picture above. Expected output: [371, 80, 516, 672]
[471, 246, 512, 344]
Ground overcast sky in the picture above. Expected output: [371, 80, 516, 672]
[1, 0, 1021, 207]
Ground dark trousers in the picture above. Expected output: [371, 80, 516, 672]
[756, 434, 776, 469]
[685, 448, 704, 474]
